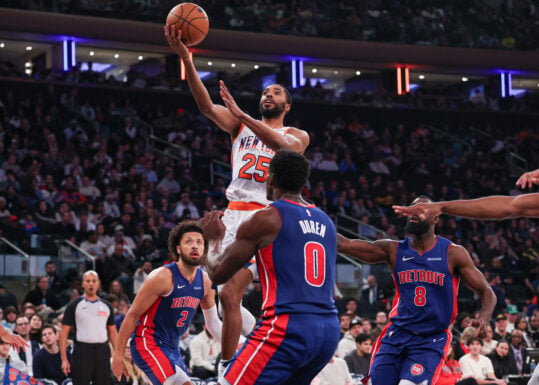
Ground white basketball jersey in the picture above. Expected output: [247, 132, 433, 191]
[226, 124, 289, 205]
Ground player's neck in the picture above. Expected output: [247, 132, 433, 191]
[277, 192, 308, 205]
[410, 231, 437, 252]
[177, 261, 198, 282]
[261, 116, 284, 129]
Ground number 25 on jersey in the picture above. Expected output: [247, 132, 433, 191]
[238, 154, 271, 182]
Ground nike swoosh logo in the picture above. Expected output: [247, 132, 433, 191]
[177, 285, 185, 289]
[402, 256, 415, 261]
[433, 337, 445, 343]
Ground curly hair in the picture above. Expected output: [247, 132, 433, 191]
[167, 220, 206, 259]
[269, 150, 310, 193]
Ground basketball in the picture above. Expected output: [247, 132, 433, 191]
[166, 3, 209, 47]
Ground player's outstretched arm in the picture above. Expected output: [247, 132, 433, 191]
[164, 26, 240, 134]
[452, 244, 496, 336]
[204, 207, 280, 285]
[393, 193, 539, 219]
[219, 81, 309, 153]
[111, 268, 172, 381]
[516, 168, 539, 189]
[337, 234, 394, 264]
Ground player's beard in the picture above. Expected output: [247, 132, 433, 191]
[405, 219, 431, 236]
[179, 251, 201, 267]
[259, 100, 286, 119]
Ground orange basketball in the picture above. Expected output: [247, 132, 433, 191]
[166, 3, 209, 47]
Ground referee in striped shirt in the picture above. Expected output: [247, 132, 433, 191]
[60, 270, 118, 385]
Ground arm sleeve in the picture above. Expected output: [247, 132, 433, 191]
[202, 305, 222, 344]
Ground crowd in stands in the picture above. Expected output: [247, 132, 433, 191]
[0, 61, 537, 383]
[5, 0, 538, 50]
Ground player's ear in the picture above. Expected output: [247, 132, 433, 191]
[433, 215, 439, 226]
[284, 103, 291, 113]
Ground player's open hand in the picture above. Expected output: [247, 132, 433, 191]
[219, 80, 246, 119]
[201, 210, 226, 241]
[393, 202, 441, 217]
[0, 326, 26, 352]
[516, 168, 539, 189]
[164, 25, 190, 59]
[61, 358, 70, 376]
[111, 354, 128, 381]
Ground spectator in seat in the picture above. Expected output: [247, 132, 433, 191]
[104, 244, 136, 295]
[493, 313, 510, 341]
[437, 345, 478, 385]
[28, 314, 44, 344]
[459, 337, 506, 385]
[12, 315, 40, 376]
[44, 260, 64, 295]
[23, 276, 60, 311]
[507, 329, 530, 375]
[172, 193, 200, 220]
[189, 325, 221, 379]
[2, 306, 17, 331]
[33, 324, 69, 385]
[339, 313, 351, 339]
[133, 261, 153, 295]
[337, 318, 364, 358]
[370, 311, 388, 342]
[344, 333, 372, 378]
[157, 168, 181, 196]
[487, 340, 518, 380]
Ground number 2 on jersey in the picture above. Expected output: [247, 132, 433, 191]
[238, 154, 271, 182]
[304, 242, 326, 287]
[176, 310, 188, 327]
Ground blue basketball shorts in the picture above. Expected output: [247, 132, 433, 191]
[223, 312, 340, 385]
[369, 323, 451, 385]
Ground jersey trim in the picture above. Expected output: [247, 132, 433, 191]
[409, 235, 439, 256]
[224, 314, 289, 385]
[258, 244, 277, 319]
[282, 198, 315, 208]
[227, 201, 266, 211]
[231, 123, 245, 143]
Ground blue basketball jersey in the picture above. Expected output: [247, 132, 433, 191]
[389, 236, 459, 334]
[257, 199, 338, 319]
[134, 263, 204, 349]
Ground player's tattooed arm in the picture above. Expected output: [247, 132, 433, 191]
[337, 234, 395, 264]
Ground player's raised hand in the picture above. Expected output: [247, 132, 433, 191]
[516, 168, 539, 189]
[201, 210, 226, 241]
[164, 25, 190, 60]
[393, 202, 441, 217]
[219, 80, 246, 119]
[0, 325, 26, 352]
